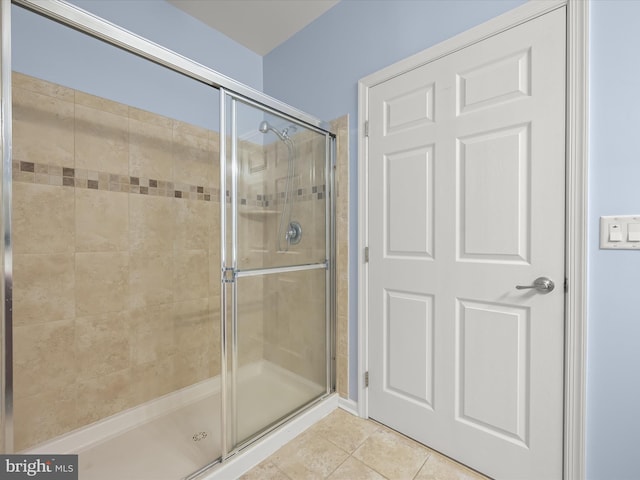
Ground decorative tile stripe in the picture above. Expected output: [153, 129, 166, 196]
[237, 184, 326, 208]
[14, 160, 220, 202]
[12, 160, 327, 206]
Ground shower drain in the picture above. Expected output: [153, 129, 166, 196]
[192, 431, 208, 442]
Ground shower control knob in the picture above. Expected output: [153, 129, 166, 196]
[287, 221, 302, 245]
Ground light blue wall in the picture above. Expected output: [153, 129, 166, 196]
[587, 2, 640, 479]
[264, 0, 526, 400]
[12, 0, 262, 131]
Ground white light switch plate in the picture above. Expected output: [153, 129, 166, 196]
[600, 215, 640, 249]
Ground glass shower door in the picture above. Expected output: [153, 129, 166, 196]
[222, 93, 332, 451]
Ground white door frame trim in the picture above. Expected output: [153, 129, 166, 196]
[356, 1, 588, 479]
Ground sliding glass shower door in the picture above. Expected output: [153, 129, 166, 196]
[221, 93, 333, 453]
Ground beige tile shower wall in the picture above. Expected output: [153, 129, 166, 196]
[333, 116, 349, 399]
[11, 72, 224, 451]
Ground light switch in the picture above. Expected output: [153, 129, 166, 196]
[609, 223, 623, 242]
[600, 215, 640, 249]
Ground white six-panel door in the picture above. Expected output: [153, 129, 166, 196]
[367, 8, 566, 479]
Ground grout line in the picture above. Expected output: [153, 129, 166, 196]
[354, 453, 392, 480]
[411, 453, 431, 480]
[323, 452, 349, 479]
[268, 461, 293, 480]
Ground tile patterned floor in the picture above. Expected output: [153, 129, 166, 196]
[241, 409, 489, 480]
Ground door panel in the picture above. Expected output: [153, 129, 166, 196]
[385, 83, 435, 133]
[458, 124, 530, 262]
[233, 101, 328, 271]
[386, 146, 434, 257]
[456, 299, 530, 445]
[235, 269, 327, 446]
[457, 48, 531, 114]
[368, 8, 565, 479]
[385, 290, 435, 407]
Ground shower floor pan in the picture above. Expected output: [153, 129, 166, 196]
[27, 361, 323, 480]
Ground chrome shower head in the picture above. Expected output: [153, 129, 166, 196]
[258, 120, 270, 134]
[258, 120, 287, 142]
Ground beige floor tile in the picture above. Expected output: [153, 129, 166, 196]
[271, 430, 349, 479]
[309, 409, 381, 453]
[239, 461, 290, 480]
[415, 451, 489, 480]
[242, 409, 493, 480]
[327, 457, 385, 480]
[353, 428, 430, 480]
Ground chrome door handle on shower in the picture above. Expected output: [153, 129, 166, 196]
[516, 277, 555, 293]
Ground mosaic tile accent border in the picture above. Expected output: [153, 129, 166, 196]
[13, 160, 326, 206]
[238, 184, 326, 208]
[14, 160, 220, 201]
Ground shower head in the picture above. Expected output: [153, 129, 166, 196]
[258, 120, 270, 134]
[258, 120, 288, 142]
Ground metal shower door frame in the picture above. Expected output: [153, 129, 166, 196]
[0, 0, 14, 456]
[219, 90, 336, 463]
[0, 0, 337, 472]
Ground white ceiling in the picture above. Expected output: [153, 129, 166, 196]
[167, 0, 340, 56]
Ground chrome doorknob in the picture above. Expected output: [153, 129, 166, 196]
[515, 277, 555, 293]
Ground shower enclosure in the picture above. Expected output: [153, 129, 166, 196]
[0, 1, 336, 478]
